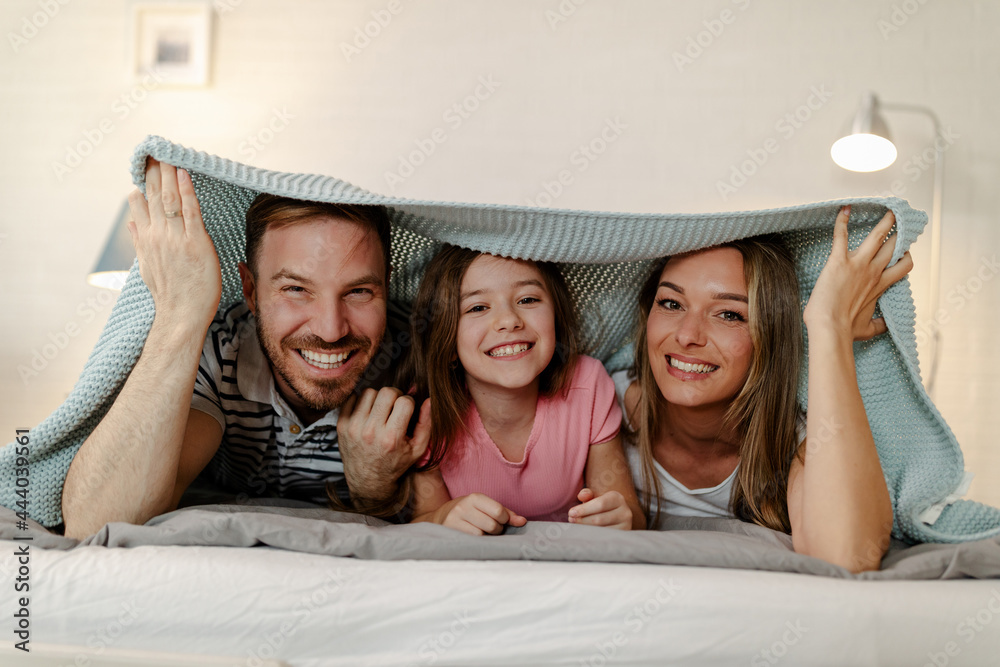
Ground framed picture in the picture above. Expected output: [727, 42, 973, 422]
[130, 2, 212, 86]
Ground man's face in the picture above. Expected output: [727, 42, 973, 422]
[239, 216, 387, 418]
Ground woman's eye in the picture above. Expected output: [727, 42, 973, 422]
[720, 311, 746, 322]
[656, 298, 681, 311]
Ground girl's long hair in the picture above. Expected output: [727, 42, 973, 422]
[630, 234, 802, 532]
[401, 245, 582, 471]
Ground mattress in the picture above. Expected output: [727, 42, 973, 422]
[4, 539, 999, 667]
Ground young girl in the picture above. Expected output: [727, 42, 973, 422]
[404, 245, 644, 536]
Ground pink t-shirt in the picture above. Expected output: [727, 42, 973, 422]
[438, 355, 622, 522]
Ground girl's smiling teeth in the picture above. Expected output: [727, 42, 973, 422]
[488, 342, 533, 357]
[668, 355, 718, 374]
[299, 349, 353, 369]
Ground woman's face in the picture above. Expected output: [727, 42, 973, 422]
[646, 246, 753, 411]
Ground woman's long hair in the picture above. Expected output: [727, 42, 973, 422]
[401, 245, 582, 469]
[630, 234, 802, 532]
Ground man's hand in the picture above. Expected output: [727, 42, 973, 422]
[337, 387, 432, 507]
[436, 493, 527, 536]
[568, 487, 634, 530]
[128, 158, 221, 326]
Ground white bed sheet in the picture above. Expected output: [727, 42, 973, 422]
[3, 540, 999, 667]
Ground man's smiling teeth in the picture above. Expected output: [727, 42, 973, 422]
[300, 349, 351, 369]
[669, 356, 718, 374]
[489, 343, 531, 357]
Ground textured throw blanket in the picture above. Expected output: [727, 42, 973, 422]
[2, 135, 997, 545]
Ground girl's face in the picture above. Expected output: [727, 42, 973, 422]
[456, 255, 557, 397]
[646, 247, 753, 411]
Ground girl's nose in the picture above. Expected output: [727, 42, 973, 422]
[494, 305, 523, 332]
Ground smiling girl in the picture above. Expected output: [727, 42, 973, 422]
[403, 245, 644, 535]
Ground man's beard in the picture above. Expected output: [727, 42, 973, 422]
[255, 315, 378, 413]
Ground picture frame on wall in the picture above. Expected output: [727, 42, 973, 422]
[129, 2, 212, 86]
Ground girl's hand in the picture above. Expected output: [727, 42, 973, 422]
[804, 206, 913, 341]
[438, 493, 527, 536]
[569, 488, 633, 530]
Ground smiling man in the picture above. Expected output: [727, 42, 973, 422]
[61, 160, 428, 538]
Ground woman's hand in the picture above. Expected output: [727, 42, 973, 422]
[803, 205, 913, 341]
[436, 493, 527, 536]
[569, 488, 633, 530]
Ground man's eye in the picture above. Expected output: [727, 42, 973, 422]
[282, 285, 306, 294]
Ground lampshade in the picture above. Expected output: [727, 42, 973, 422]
[87, 200, 135, 290]
[830, 92, 898, 172]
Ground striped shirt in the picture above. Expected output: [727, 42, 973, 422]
[191, 301, 408, 505]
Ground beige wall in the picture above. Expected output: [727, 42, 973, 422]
[1, 0, 998, 506]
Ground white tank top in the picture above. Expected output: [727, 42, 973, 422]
[611, 369, 804, 529]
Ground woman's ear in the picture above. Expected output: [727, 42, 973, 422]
[238, 262, 257, 314]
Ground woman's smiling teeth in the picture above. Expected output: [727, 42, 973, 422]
[300, 349, 351, 369]
[488, 343, 532, 357]
[669, 356, 718, 374]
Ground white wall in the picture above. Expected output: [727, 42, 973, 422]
[1, 0, 998, 506]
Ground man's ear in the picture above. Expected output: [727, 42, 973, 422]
[238, 262, 257, 315]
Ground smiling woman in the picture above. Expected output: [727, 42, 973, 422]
[621, 209, 912, 572]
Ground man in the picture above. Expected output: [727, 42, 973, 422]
[61, 159, 428, 538]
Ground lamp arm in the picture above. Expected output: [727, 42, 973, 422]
[881, 103, 944, 396]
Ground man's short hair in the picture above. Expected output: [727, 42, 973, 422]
[244, 194, 392, 280]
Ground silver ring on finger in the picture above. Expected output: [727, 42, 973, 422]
[164, 209, 183, 218]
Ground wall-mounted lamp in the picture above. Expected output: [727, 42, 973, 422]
[831, 91, 945, 394]
[87, 200, 135, 291]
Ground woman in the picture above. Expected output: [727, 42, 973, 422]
[617, 206, 911, 572]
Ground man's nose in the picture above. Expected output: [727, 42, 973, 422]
[313, 298, 350, 343]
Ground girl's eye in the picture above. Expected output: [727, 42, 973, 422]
[720, 311, 746, 322]
[518, 296, 540, 305]
[466, 304, 488, 313]
[656, 298, 681, 311]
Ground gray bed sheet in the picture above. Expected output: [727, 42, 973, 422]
[3, 502, 998, 581]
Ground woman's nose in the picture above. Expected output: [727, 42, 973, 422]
[675, 312, 707, 347]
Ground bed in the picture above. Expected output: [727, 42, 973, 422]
[3, 502, 1000, 666]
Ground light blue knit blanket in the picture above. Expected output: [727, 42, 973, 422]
[3, 135, 997, 544]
